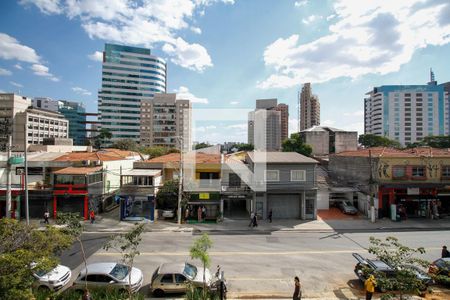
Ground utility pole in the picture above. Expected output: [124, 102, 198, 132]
[177, 136, 183, 225]
[24, 124, 29, 225]
[369, 149, 376, 223]
[6, 135, 12, 218]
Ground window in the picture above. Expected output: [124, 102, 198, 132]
[412, 166, 425, 178]
[442, 166, 450, 178]
[175, 274, 187, 283]
[265, 170, 279, 181]
[160, 274, 173, 283]
[291, 170, 306, 181]
[392, 166, 406, 179]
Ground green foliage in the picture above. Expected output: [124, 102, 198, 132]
[111, 139, 138, 151]
[0, 218, 73, 300]
[94, 128, 113, 149]
[235, 143, 254, 151]
[156, 179, 179, 209]
[34, 286, 145, 300]
[186, 283, 219, 300]
[433, 274, 450, 287]
[359, 134, 402, 148]
[282, 133, 312, 156]
[408, 135, 450, 148]
[139, 146, 179, 158]
[190, 233, 213, 299]
[195, 142, 211, 150]
[368, 236, 430, 300]
[104, 223, 145, 299]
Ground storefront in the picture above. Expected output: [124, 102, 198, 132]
[186, 192, 221, 222]
[0, 190, 22, 219]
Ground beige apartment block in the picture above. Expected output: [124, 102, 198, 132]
[140, 93, 191, 151]
[0, 93, 32, 150]
[299, 83, 320, 131]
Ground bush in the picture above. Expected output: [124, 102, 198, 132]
[34, 287, 145, 300]
[434, 275, 450, 287]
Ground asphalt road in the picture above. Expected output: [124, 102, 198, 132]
[59, 229, 448, 298]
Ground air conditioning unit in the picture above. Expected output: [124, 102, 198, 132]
[82, 160, 91, 166]
[94, 160, 102, 166]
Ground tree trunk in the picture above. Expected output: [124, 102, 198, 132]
[203, 264, 206, 300]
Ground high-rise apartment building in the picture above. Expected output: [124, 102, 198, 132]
[364, 72, 449, 146]
[248, 99, 288, 151]
[299, 83, 320, 131]
[98, 43, 167, 145]
[140, 93, 191, 152]
[32, 97, 87, 145]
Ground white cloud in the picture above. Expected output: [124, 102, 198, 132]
[191, 26, 202, 34]
[321, 119, 336, 126]
[72, 86, 92, 96]
[294, 1, 307, 7]
[258, 0, 450, 88]
[174, 86, 209, 104]
[87, 51, 103, 62]
[302, 15, 323, 25]
[10, 81, 23, 88]
[0, 68, 12, 76]
[20, 0, 233, 72]
[289, 118, 298, 134]
[163, 37, 212, 72]
[0, 32, 60, 81]
[14, 64, 23, 70]
[230, 101, 239, 105]
[326, 14, 336, 21]
[226, 123, 247, 130]
[30, 64, 59, 81]
[0, 33, 40, 63]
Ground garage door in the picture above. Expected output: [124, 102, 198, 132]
[267, 194, 300, 219]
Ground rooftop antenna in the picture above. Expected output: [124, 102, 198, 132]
[428, 67, 437, 85]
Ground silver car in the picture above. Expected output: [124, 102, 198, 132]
[150, 262, 212, 297]
[33, 264, 72, 292]
[73, 263, 143, 293]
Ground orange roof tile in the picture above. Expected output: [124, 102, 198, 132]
[336, 147, 450, 158]
[146, 152, 221, 164]
[53, 149, 139, 162]
[53, 166, 102, 175]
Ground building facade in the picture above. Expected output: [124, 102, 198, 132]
[140, 93, 191, 151]
[32, 97, 59, 112]
[364, 76, 450, 146]
[299, 126, 358, 156]
[248, 99, 288, 151]
[58, 100, 87, 146]
[299, 83, 320, 131]
[14, 108, 69, 151]
[0, 93, 31, 150]
[98, 43, 167, 145]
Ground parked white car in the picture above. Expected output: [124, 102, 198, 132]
[72, 263, 143, 293]
[33, 264, 72, 292]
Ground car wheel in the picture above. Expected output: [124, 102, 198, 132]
[153, 289, 164, 297]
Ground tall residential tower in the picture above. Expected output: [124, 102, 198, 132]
[98, 43, 167, 145]
[299, 83, 320, 131]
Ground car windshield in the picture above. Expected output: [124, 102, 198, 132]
[34, 270, 47, 277]
[109, 264, 129, 280]
[183, 263, 197, 280]
[343, 201, 353, 207]
[435, 259, 450, 270]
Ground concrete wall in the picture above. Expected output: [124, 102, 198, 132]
[263, 163, 317, 191]
[317, 186, 329, 210]
[301, 131, 329, 156]
[334, 132, 358, 154]
[329, 155, 372, 193]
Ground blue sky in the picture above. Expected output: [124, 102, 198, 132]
[1, 0, 450, 143]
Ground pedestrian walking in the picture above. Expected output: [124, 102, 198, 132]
[197, 206, 202, 222]
[268, 209, 273, 223]
[252, 212, 258, 227]
[185, 207, 190, 221]
[292, 276, 301, 300]
[364, 275, 376, 300]
[249, 212, 255, 227]
[442, 245, 450, 258]
[43, 210, 50, 224]
[432, 200, 439, 220]
[89, 210, 95, 224]
[202, 205, 207, 220]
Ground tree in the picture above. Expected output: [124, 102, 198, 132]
[368, 236, 429, 300]
[195, 142, 211, 150]
[0, 218, 73, 300]
[94, 128, 112, 149]
[139, 146, 179, 159]
[190, 233, 213, 299]
[103, 223, 145, 299]
[235, 143, 254, 151]
[415, 135, 450, 148]
[359, 134, 402, 148]
[282, 133, 312, 156]
[112, 139, 138, 151]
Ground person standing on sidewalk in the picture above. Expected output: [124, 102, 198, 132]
[292, 276, 301, 300]
[249, 211, 255, 227]
[268, 209, 273, 223]
[43, 210, 50, 224]
[442, 245, 450, 258]
[364, 275, 376, 300]
[90, 210, 95, 224]
[253, 212, 258, 227]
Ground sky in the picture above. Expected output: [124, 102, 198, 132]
[1, 0, 450, 144]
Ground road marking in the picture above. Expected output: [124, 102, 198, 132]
[94, 247, 441, 256]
